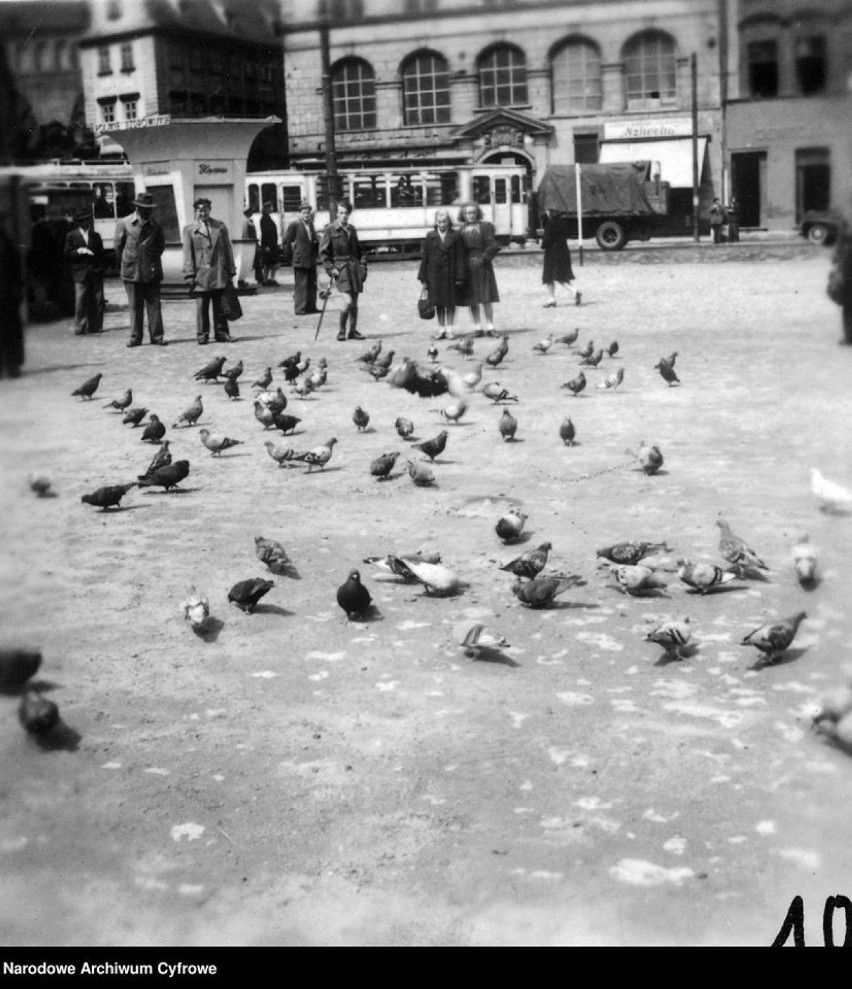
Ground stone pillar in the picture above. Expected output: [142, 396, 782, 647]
[450, 72, 479, 122]
[376, 79, 402, 130]
[527, 67, 551, 117]
[601, 62, 624, 114]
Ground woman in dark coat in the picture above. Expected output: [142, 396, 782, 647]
[418, 209, 465, 340]
[541, 209, 581, 306]
[833, 210, 852, 346]
[457, 202, 500, 336]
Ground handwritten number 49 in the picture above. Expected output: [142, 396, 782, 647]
[772, 896, 852, 947]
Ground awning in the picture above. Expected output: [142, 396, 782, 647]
[599, 137, 707, 188]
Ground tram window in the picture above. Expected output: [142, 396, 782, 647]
[247, 184, 260, 213]
[116, 182, 135, 217]
[423, 173, 445, 208]
[440, 173, 459, 205]
[494, 179, 507, 205]
[261, 183, 278, 212]
[473, 176, 491, 205]
[391, 174, 416, 208]
[352, 175, 385, 209]
[281, 185, 304, 212]
[511, 175, 521, 203]
[93, 183, 114, 218]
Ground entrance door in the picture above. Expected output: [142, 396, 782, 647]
[795, 147, 831, 221]
[730, 152, 765, 227]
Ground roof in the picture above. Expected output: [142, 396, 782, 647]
[0, 1, 90, 36]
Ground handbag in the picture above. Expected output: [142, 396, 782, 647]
[221, 281, 243, 321]
[827, 264, 845, 306]
[418, 287, 435, 320]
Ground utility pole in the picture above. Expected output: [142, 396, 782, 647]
[319, 18, 340, 214]
[691, 52, 700, 242]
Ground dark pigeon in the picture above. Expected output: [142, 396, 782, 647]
[336, 569, 372, 620]
[72, 373, 102, 400]
[137, 460, 190, 492]
[227, 578, 274, 614]
[81, 482, 137, 511]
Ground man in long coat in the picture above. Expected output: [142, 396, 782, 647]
[319, 199, 367, 341]
[65, 206, 106, 335]
[282, 200, 319, 315]
[0, 208, 24, 378]
[114, 191, 167, 347]
[182, 197, 237, 344]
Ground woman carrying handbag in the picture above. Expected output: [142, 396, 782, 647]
[418, 209, 464, 340]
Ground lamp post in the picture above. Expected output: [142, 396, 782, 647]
[319, 17, 340, 214]
[691, 52, 700, 242]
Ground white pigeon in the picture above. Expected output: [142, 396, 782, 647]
[434, 398, 468, 424]
[644, 619, 692, 659]
[441, 368, 468, 400]
[810, 468, 852, 513]
[597, 367, 625, 390]
[391, 557, 461, 596]
[454, 621, 509, 660]
[180, 585, 210, 629]
[791, 535, 819, 586]
[532, 333, 553, 354]
[461, 363, 484, 391]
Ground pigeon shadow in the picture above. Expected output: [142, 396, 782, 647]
[252, 603, 294, 618]
[819, 504, 852, 517]
[33, 719, 81, 752]
[141, 487, 200, 495]
[750, 647, 808, 671]
[345, 605, 384, 623]
[797, 576, 821, 592]
[653, 651, 688, 667]
[192, 617, 225, 642]
[470, 647, 520, 667]
[500, 532, 532, 546]
[300, 466, 345, 475]
[684, 583, 747, 596]
[266, 566, 301, 580]
[501, 437, 526, 444]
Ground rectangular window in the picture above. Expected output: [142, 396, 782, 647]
[351, 175, 386, 209]
[796, 36, 826, 95]
[472, 175, 491, 205]
[796, 146, 831, 219]
[98, 46, 111, 75]
[120, 42, 134, 72]
[748, 40, 778, 98]
[261, 183, 278, 213]
[281, 185, 304, 212]
[99, 101, 116, 125]
[122, 99, 137, 121]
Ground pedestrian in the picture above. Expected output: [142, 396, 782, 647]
[319, 199, 367, 341]
[457, 201, 500, 336]
[114, 191, 167, 347]
[259, 201, 279, 286]
[418, 208, 464, 340]
[182, 197, 237, 345]
[242, 207, 263, 286]
[726, 196, 740, 243]
[541, 209, 581, 307]
[64, 205, 106, 335]
[282, 200, 319, 315]
[0, 208, 25, 379]
[831, 205, 852, 346]
[710, 197, 726, 244]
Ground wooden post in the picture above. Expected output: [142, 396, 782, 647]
[319, 22, 340, 214]
[575, 162, 584, 266]
[691, 52, 700, 242]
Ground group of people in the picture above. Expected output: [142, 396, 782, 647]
[710, 197, 741, 244]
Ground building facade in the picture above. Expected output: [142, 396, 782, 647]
[723, 0, 852, 231]
[280, 0, 724, 222]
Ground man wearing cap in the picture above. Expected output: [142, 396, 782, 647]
[282, 200, 319, 315]
[64, 205, 106, 335]
[114, 191, 167, 347]
[182, 198, 237, 344]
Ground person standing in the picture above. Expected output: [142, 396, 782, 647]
[726, 197, 740, 243]
[282, 200, 319, 315]
[319, 199, 367, 341]
[0, 208, 25, 379]
[259, 201, 279, 286]
[832, 209, 852, 346]
[541, 209, 581, 307]
[65, 206, 106, 335]
[242, 207, 263, 286]
[418, 208, 464, 339]
[114, 191, 167, 347]
[710, 198, 726, 244]
[183, 198, 237, 345]
[457, 202, 500, 335]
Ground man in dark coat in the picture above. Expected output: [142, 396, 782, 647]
[319, 199, 368, 341]
[259, 201, 279, 286]
[182, 197, 237, 344]
[282, 200, 319, 315]
[114, 191, 167, 347]
[65, 206, 106, 335]
[0, 208, 25, 378]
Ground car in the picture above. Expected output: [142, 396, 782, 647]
[800, 209, 841, 246]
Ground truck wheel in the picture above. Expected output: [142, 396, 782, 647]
[806, 222, 830, 246]
[595, 221, 626, 251]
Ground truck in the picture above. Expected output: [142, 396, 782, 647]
[535, 161, 673, 251]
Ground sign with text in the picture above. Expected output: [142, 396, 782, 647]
[94, 114, 171, 135]
[604, 118, 693, 141]
[195, 161, 234, 183]
[142, 162, 172, 178]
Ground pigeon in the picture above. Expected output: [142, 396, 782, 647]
[810, 468, 852, 514]
[353, 406, 370, 431]
[224, 377, 240, 401]
[18, 689, 60, 737]
[199, 428, 243, 457]
[263, 440, 298, 467]
[482, 382, 518, 403]
[606, 340, 619, 358]
[461, 363, 483, 390]
[455, 621, 509, 660]
[28, 475, 55, 498]
[577, 340, 594, 360]
[655, 357, 680, 386]
[336, 569, 372, 619]
[644, 619, 692, 660]
[293, 437, 337, 472]
[254, 401, 275, 429]
[596, 541, 669, 566]
[485, 342, 508, 368]
[559, 417, 576, 446]
[413, 430, 448, 462]
[435, 398, 468, 424]
[441, 367, 468, 400]
[138, 440, 172, 480]
[72, 372, 102, 400]
[0, 647, 42, 693]
[356, 342, 381, 364]
[813, 683, 852, 729]
[227, 577, 274, 614]
[716, 518, 769, 576]
[395, 417, 415, 440]
[140, 414, 166, 444]
[579, 348, 604, 368]
[611, 564, 667, 596]
[447, 335, 474, 357]
[370, 451, 400, 480]
[495, 510, 527, 543]
[252, 367, 273, 390]
[740, 611, 807, 665]
[103, 388, 132, 411]
[222, 360, 243, 383]
[598, 367, 624, 390]
[500, 542, 552, 580]
[266, 388, 288, 415]
[193, 356, 227, 382]
[676, 558, 738, 594]
[556, 328, 579, 347]
[629, 441, 663, 475]
[792, 535, 819, 587]
[137, 459, 190, 491]
[295, 357, 311, 375]
[427, 344, 439, 363]
[512, 573, 585, 608]
[173, 396, 203, 428]
[123, 406, 149, 427]
[278, 349, 301, 370]
[562, 371, 586, 396]
[292, 375, 314, 399]
[80, 482, 136, 511]
[665, 351, 678, 367]
[388, 557, 461, 596]
[255, 536, 294, 576]
[362, 555, 419, 582]
[272, 413, 301, 435]
[308, 366, 327, 390]
[283, 362, 302, 383]
[372, 350, 395, 372]
[532, 333, 553, 355]
[499, 408, 518, 441]
[180, 584, 210, 628]
[365, 362, 391, 382]
[406, 460, 435, 486]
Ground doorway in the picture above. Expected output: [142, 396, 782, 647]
[730, 151, 765, 227]
[795, 147, 831, 221]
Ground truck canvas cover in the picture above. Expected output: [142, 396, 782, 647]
[537, 162, 662, 217]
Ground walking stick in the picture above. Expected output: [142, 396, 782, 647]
[314, 275, 335, 342]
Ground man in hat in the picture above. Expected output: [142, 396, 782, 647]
[114, 191, 167, 347]
[183, 198, 237, 344]
[282, 200, 319, 315]
[64, 205, 106, 335]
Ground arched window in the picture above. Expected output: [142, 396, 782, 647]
[478, 43, 527, 108]
[401, 50, 450, 126]
[622, 30, 677, 104]
[331, 57, 376, 131]
[551, 37, 602, 112]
